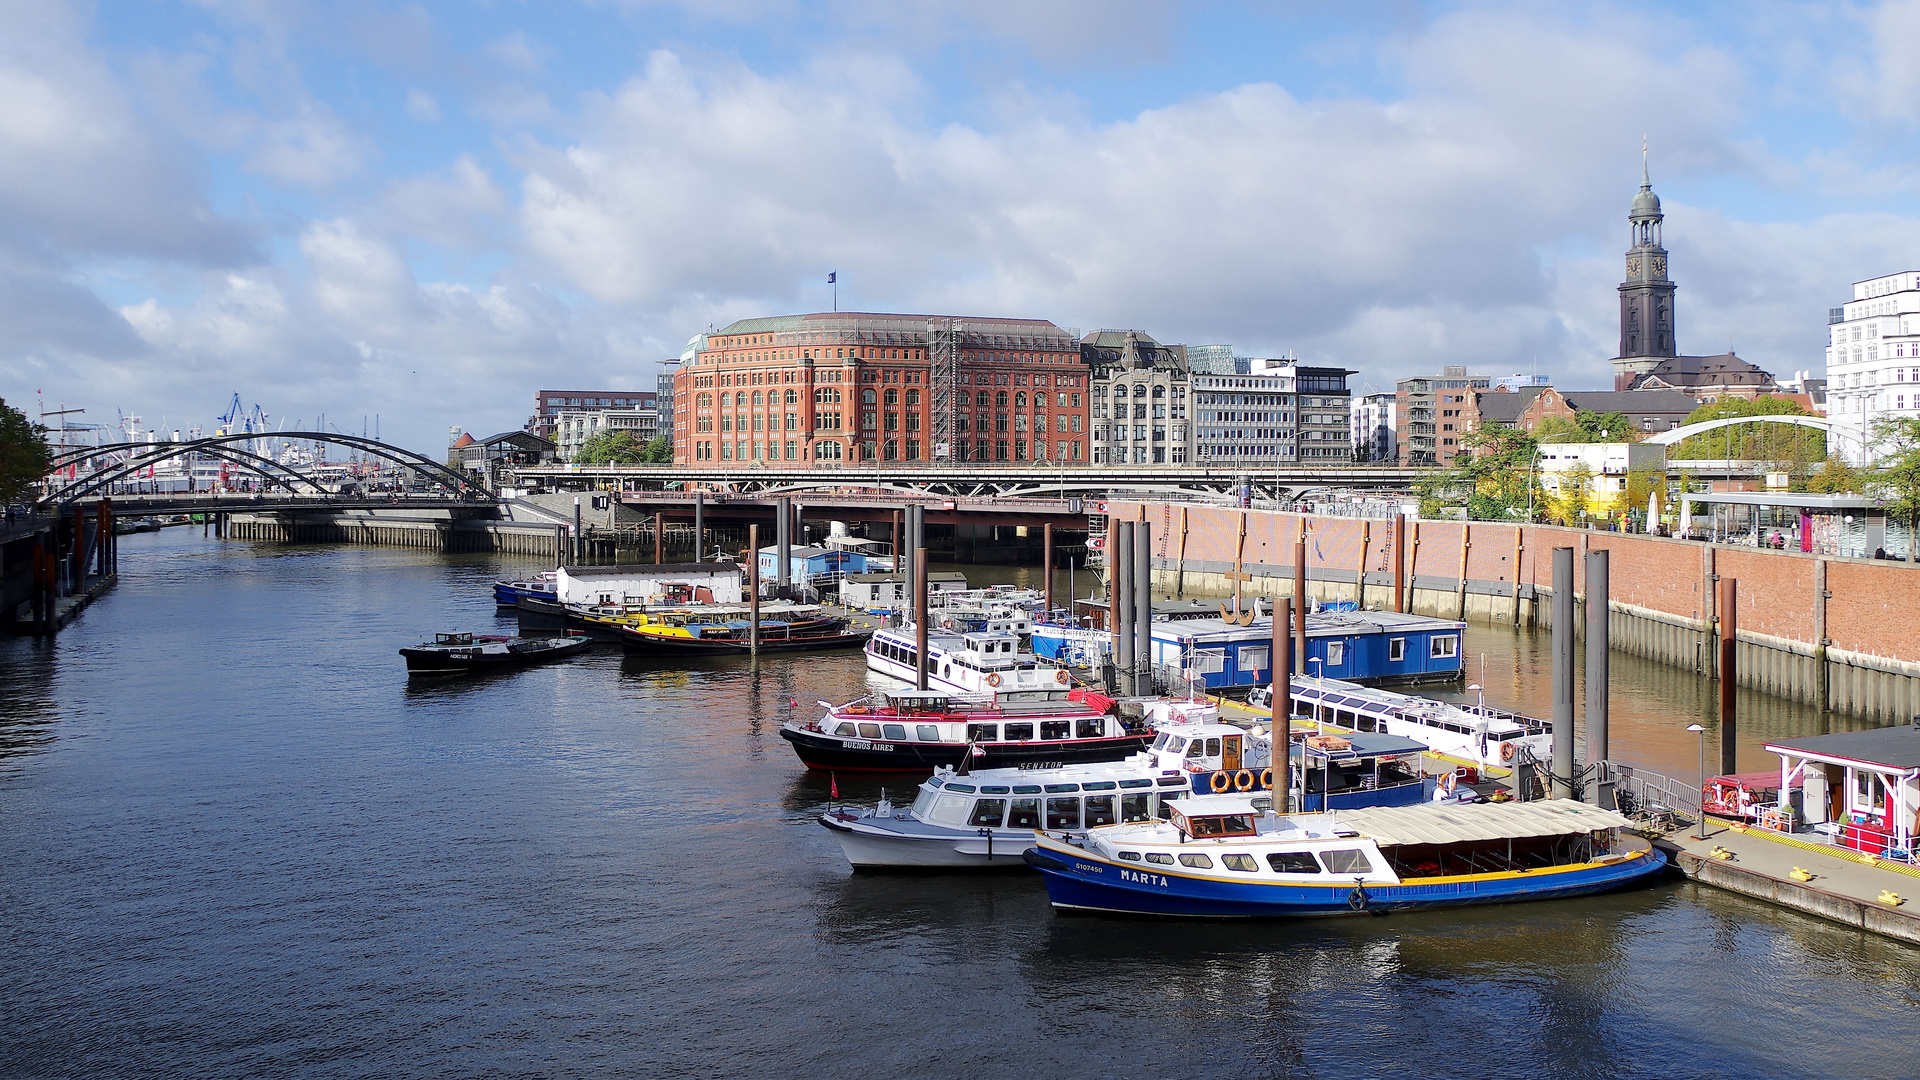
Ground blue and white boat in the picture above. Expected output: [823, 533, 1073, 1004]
[1022, 797, 1662, 918]
[1251, 677, 1553, 773]
[492, 571, 557, 607]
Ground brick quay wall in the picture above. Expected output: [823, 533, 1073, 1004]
[1109, 501, 1920, 723]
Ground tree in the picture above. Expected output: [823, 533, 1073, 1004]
[1553, 462, 1595, 525]
[641, 436, 673, 464]
[1869, 416, 1920, 560]
[1672, 395, 1823, 462]
[1533, 410, 1639, 444]
[1806, 455, 1864, 495]
[1429, 423, 1542, 521]
[572, 430, 646, 464]
[0, 398, 52, 505]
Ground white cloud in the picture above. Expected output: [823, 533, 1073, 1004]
[405, 87, 440, 122]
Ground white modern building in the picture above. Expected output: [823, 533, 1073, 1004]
[1193, 362, 1298, 463]
[557, 408, 659, 462]
[1350, 392, 1397, 464]
[1536, 442, 1666, 505]
[1826, 271, 1920, 464]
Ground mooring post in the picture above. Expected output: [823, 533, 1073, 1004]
[72, 504, 86, 585]
[776, 496, 792, 599]
[1585, 549, 1610, 805]
[1813, 559, 1830, 712]
[694, 492, 705, 563]
[654, 513, 664, 564]
[1391, 512, 1406, 613]
[1274, 597, 1293, 815]
[1293, 537, 1308, 675]
[914, 544, 929, 691]
[1113, 520, 1134, 695]
[1042, 522, 1054, 617]
[1134, 521, 1152, 695]
[572, 497, 582, 564]
[1720, 577, 1738, 775]
[749, 523, 760, 656]
[1551, 546, 1576, 800]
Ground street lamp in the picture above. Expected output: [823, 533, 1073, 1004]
[1687, 723, 1709, 839]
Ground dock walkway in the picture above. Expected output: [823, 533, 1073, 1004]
[1662, 822, 1920, 945]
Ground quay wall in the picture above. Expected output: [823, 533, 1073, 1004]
[225, 512, 563, 557]
[1111, 501, 1920, 723]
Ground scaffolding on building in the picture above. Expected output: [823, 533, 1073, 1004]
[928, 318, 963, 462]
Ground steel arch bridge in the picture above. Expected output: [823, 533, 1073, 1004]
[1644, 414, 1859, 457]
[39, 431, 489, 508]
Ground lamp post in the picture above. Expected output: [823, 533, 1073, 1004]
[1308, 657, 1326, 733]
[1468, 683, 1485, 715]
[1688, 723, 1709, 839]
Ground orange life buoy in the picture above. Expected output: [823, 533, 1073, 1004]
[845, 706, 868, 714]
[986, 673, 1002, 687]
[1055, 669, 1070, 685]
[1234, 770, 1255, 792]
[1209, 771, 1232, 793]
[1500, 742, 1516, 763]
[1259, 768, 1273, 790]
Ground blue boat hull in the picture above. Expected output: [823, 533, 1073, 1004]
[493, 582, 554, 606]
[1023, 843, 1666, 919]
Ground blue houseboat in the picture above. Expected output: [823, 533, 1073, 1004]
[756, 545, 866, 588]
[1150, 609, 1465, 691]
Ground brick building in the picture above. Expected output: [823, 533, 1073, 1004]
[1396, 366, 1491, 465]
[672, 312, 1089, 466]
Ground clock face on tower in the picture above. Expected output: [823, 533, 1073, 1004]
[1652, 256, 1666, 275]
[1627, 257, 1642, 276]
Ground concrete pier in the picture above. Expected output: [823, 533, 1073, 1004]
[1663, 824, 1920, 945]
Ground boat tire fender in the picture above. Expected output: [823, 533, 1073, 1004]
[1208, 771, 1233, 794]
[1233, 769, 1255, 793]
[1348, 886, 1368, 912]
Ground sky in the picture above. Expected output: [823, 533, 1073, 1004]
[8, 0, 1920, 455]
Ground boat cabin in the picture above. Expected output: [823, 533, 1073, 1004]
[1166, 797, 1260, 840]
[1764, 725, 1920, 858]
[556, 563, 743, 607]
[911, 767, 1192, 832]
[1290, 730, 1429, 810]
[435, 633, 475, 646]
[839, 571, 968, 609]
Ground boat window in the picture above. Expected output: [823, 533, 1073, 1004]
[1320, 849, 1371, 875]
[1004, 722, 1034, 741]
[930, 794, 972, 825]
[1388, 637, 1405, 662]
[1151, 732, 1170, 750]
[967, 799, 1007, 827]
[1154, 796, 1179, 820]
[1188, 815, 1253, 837]
[1120, 793, 1153, 822]
[1337, 710, 1357, 727]
[1157, 776, 1187, 787]
[1250, 796, 1274, 813]
[1177, 853, 1213, 869]
[1267, 851, 1321, 874]
[1076, 717, 1104, 739]
[1145, 852, 1174, 865]
[917, 725, 940, 741]
[882, 724, 907, 740]
[1220, 854, 1258, 872]
[1045, 798, 1081, 830]
[1431, 635, 1458, 659]
[834, 723, 857, 736]
[1117, 851, 1143, 862]
[1043, 783, 1080, 793]
[1205, 738, 1221, 757]
[1185, 742, 1205, 759]
[1013, 785, 1042, 795]
[979, 785, 1010, 795]
[1119, 779, 1154, 789]
[967, 723, 999, 743]
[857, 723, 883, 739]
[947, 783, 976, 793]
[1008, 799, 1040, 828]
[1040, 720, 1072, 740]
[1084, 795, 1116, 827]
[909, 788, 938, 817]
[1488, 730, 1517, 741]
[1082, 781, 1117, 791]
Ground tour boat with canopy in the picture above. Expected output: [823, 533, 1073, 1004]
[1023, 796, 1663, 918]
[1252, 676, 1552, 771]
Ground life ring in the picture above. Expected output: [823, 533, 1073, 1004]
[1500, 742, 1517, 763]
[1209, 771, 1233, 794]
[1234, 770, 1255, 792]
[986, 673, 1002, 688]
[1259, 768, 1273, 790]
[845, 706, 868, 714]
[1055, 669, 1070, 685]
[1347, 887, 1369, 911]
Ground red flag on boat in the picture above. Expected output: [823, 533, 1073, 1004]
[789, 696, 800, 708]
[971, 744, 987, 757]
[830, 772, 839, 799]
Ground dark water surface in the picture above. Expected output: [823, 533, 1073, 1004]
[2, 531, 1916, 1079]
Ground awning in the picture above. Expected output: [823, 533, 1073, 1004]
[1334, 799, 1632, 847]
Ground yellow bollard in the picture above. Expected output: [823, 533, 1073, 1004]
[1708, 846, 1735, 861]
[1789, 866, 1816, 882]
[1877, 890, 1903, 907]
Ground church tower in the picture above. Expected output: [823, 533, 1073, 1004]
[1611, 148, 1677, 390]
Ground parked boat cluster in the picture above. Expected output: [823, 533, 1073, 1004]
[401, 557, 1664, 918]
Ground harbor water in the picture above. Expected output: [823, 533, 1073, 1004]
[2, 530, 1916, 1079]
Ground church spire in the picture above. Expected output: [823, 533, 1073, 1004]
[1641, 136, 1650, 189]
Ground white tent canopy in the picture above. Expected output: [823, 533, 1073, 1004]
[1335, 799, 1632, 847]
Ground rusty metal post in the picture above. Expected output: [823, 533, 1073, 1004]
[914, 545, 929, 690]
[1134, 521, 1152, 694]
[1551, 546, 1576, 800]
[1720, 577, 1737, 775]
[1392, 512, 1406, 612]
[654, 512, 664, 564]
[1585, 549, 1610, 804]
[694, 492, 705, 563]
[1293, 538, 1308, 675]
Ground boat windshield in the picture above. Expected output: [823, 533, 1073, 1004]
[909, 786, 938, 817]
